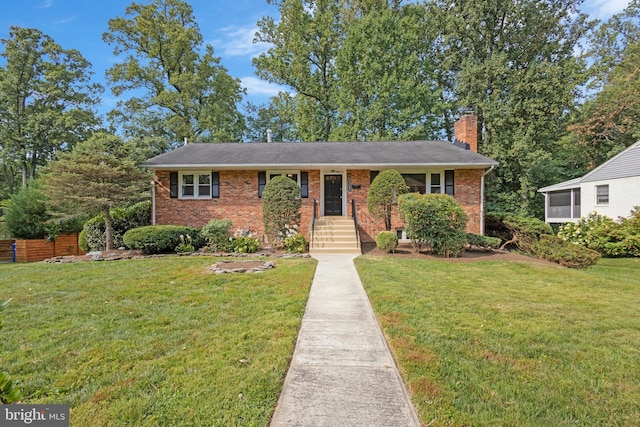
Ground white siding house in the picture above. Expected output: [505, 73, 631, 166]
[539, 140, 640, 224]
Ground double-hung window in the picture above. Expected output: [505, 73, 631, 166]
[170, 172, 219, 199]
[596, 185, 609, 205]
[259, 170, 308, 198]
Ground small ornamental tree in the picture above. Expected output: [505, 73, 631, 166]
[43, 133, 150, 250]
[367, 170, 408, 231]
[262, 175, 302, 249]
[2, 180, 49, 239]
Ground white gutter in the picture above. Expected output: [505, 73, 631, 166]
[480, 165, 496, 235]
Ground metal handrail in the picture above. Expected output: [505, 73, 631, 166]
[351, 198, 360, 248]
[311, 199, 318, 249]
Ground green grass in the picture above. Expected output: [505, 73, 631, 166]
[355, 256, 640, 426]
[0, 256, 316, 426]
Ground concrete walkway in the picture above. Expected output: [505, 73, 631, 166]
[270, 254, 421, 427]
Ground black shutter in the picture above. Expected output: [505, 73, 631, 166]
[301, 172, 309, 198]
[211, 172, 219, 198]
[170, 172, 178, 198]
[445, 170, 455, 196]
[258, 171, 266, 198]
[370, 170, 379, 183]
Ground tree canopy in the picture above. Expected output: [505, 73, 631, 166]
[103, 0, 245, 145]
[42, 132, 149, 250]
[0, 26, 102, 194]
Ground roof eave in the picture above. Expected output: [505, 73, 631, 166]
[145, 162, 498, 170]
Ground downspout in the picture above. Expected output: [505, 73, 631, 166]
[480, 165, 495, 236]
[151, 179, 157, 225]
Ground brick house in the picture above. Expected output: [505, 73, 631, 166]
[145, 114, 497, 252]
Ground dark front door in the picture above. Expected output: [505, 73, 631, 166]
[324, 175, 343, 216]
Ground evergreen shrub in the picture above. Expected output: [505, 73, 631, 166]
[376, 231, 399, 253]
[398, 193, 468, 257]
[123, 225, 203, 254]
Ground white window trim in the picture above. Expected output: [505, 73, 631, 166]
[179, 171, 212, 199]
[395, 170, 444, 194]
[595, 184, 609, 206]
[267, 170, 301, 186]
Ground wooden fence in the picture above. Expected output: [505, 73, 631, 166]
[0, 240, 14, 262]
[14, 233, 83, 263]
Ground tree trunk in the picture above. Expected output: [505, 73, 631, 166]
[103, 206, 114, 250]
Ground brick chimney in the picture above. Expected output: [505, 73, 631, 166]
[453, 112, 478, 152]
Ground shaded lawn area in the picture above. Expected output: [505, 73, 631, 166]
[355, 256, 640, 426]
[0, 256, 316, 426]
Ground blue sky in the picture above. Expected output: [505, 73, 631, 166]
[0, 0, 631, 121]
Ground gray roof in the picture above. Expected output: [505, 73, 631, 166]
[539, 140, 640, 193]
[145, 140, 498, 170]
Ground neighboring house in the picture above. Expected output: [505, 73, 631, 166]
[145, 113, 498, 251]
[539, 140, 640, 224]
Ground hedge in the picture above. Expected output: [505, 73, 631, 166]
[123, 225, 204, 254]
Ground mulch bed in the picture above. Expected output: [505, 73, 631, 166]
[360, 242, 556, 266]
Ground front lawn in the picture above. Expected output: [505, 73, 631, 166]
[355, 256, 640, 426]
[0, 256, 316, 426]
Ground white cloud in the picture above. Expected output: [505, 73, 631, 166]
[54, 15, 76, 25]
[240, 76, 288, 97]
[37, 0, 53, 9]
[211, 24, 272, 58]
[583, 0, 630, 19]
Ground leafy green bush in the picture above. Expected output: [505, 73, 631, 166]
[398, 193, 468, 257]
[558, 209, 640, 257]
[531, 235, 600, 268]
[2, 182, 49, 239]
[201, 219, 233, 251]
[175, 234, 195, 253]
[466, 233, 501, 249]
[82, 201, 151, 251]
[262, 176, 302, 249]
[123, 225, 203, 254]
[367, 170, 408, 231]
[486, 212, 553, 252]
[231, 236, 260, 253]
[284, 233, 307, 253]
[376, 231, 399, 253]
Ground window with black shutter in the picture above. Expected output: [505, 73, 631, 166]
[445, 170, 455, 196]
[258, 171, 266, 197]
[301, 172, 309, 198]
[211, 172, 219, 198]
[169, 172, 178, 198]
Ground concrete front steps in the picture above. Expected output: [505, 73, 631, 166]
[310, 216, 361, 254]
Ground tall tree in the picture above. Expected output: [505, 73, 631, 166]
[103, 0, 245, 144]
[42, 133, 149, 250]
[254, 0, 342, 141]
[569, 2, 640, 168]
[244, 92, 301, 142]
[334, 2, 439, 141]
[0, 26, 101, 193]
[427, 0, 593, 217]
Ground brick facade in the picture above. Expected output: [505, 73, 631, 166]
[154, 167, 484, 244]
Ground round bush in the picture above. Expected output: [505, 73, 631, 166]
[376, 231, 399, 253]
[284, 233, 307, 253]
[398, 193, 467, 257]
[123, 225, 203, 254]
[231, 236, 260, 253]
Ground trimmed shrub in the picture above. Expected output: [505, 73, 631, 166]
[201, 219, 233, 251]
[466, 233, 501, 249]
[284, 233, 307, 253]
[262, 175, 302, 249]
[231, 236, 260, 253]
[558, 209, 640, 257]
[531, 235, 600, 268]
[398, 193, 468, 257]
[376, 231, 399, 253]
[123, 225, 203, 254]
[81, 201, 151, 251]
[367, 170, 408, 231]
